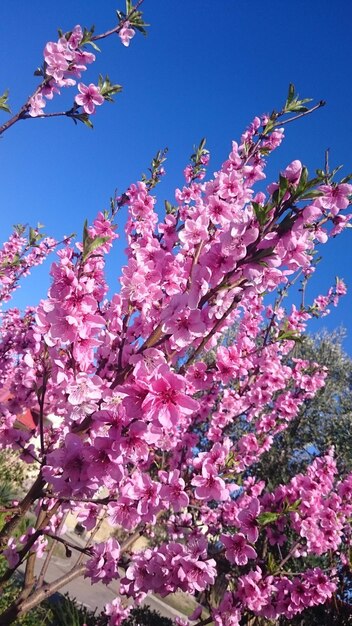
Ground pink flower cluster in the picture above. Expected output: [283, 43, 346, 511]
[27, 18, 137, 118]
[0, 230, 56, 302]
[4, 527, 48, 569]
[28, 25, 96, 117]
[120, 535, 217, 597]
[85, 537, 120, 585]
[1, 103, 351, 624]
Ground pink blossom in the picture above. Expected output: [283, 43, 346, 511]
[85, 538, 120, 584]
[3, 538, 19, 568]
[142, 365, 199, 428]
[159, 469, 189, 512]
[179, 214, 209, 249]
[28, 92, 46, 117]
[105, 598, 131, 626]
[221, 533, 257, 565]
[318, 183, 352, 215]
[191, 461, 230, 501]
[119, 21, 135, 47]
[281, 160, 302, 184]
[75, 82, 104, 114]
[237, 497, 260, 542]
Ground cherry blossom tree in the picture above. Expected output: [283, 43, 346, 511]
[0, 2, 352, 625]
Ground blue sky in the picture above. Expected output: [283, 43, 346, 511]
[0, 0, 351, 349]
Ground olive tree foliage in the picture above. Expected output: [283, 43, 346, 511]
[256, 328, 352, 486]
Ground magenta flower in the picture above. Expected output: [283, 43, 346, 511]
[178, 214, 209, 250]
[191, 461, 230, 501]
[142, 365, 199, 428]
[105, 598, 131, 626]
[237, 497, 260, 543]
[75, 82, 104, 114]
[85, 538, 120, 585]
[281, 159, 302, 184]
[3, 538, 19, 569]
[221, 533, 257, 565]
[160, 469, 189, 512]
[318, 183, 352, 215]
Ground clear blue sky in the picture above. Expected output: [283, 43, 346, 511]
[0, 1, 351, 349]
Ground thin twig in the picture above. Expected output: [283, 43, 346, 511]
[37, 512, 68, 588]
[74, 510, 106, 567]
[275, 101, 326, 128]
[91, 0, 145, 41]
[44, 532, 92, 556]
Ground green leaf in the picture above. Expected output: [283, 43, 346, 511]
[165, 200, 175, 214]
[277, 329, 302, 343]
[0, 89, 11, 114]
[316, 168, 326, 179]
[82, 219, 110, 261]
[295, 166, 309, 196]
[98, 74, 122, 102]
[277, 174, 289, 203]
[71, 112, 93, 129]
[252, 202, 270, 227]
[257, 511, 280, 526]
[82, 219, 89, 249]
[29, 227, 37, 246]
[267, 552, 277, 573]
[80, 25, 96, 47]
[286, 83, 295, 107]
[299, 190, 324, 200]
[13, 223, 26, 236]
[341, 173, 352, 184]
[28, 226, 44, 246]
[259, 147, 271, 156]
[262, 119, 275, 136]
[286, 498, 301, 513]
[85, 40, 101, 52]
[283, 84, 313, 113]
[84, 236, 110, 257]
[125, 2, 149, 36]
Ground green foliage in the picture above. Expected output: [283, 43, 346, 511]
[256, 328, 352, 486]
[116, 2, 149, 36]
[97, 74, 122, 102]
[50, 593, 103, 626]
[0, 89, 11, 114]
[39, 595, 174, 626]
[123, 606, 173, 626]
[0, 557, 53, 625]
[0, 450, 28, 531]
[69, 109, 94, 129]
[141, 148, 168, 190]
[283, 83, 313, 113]
[82, 219, 111, 262]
